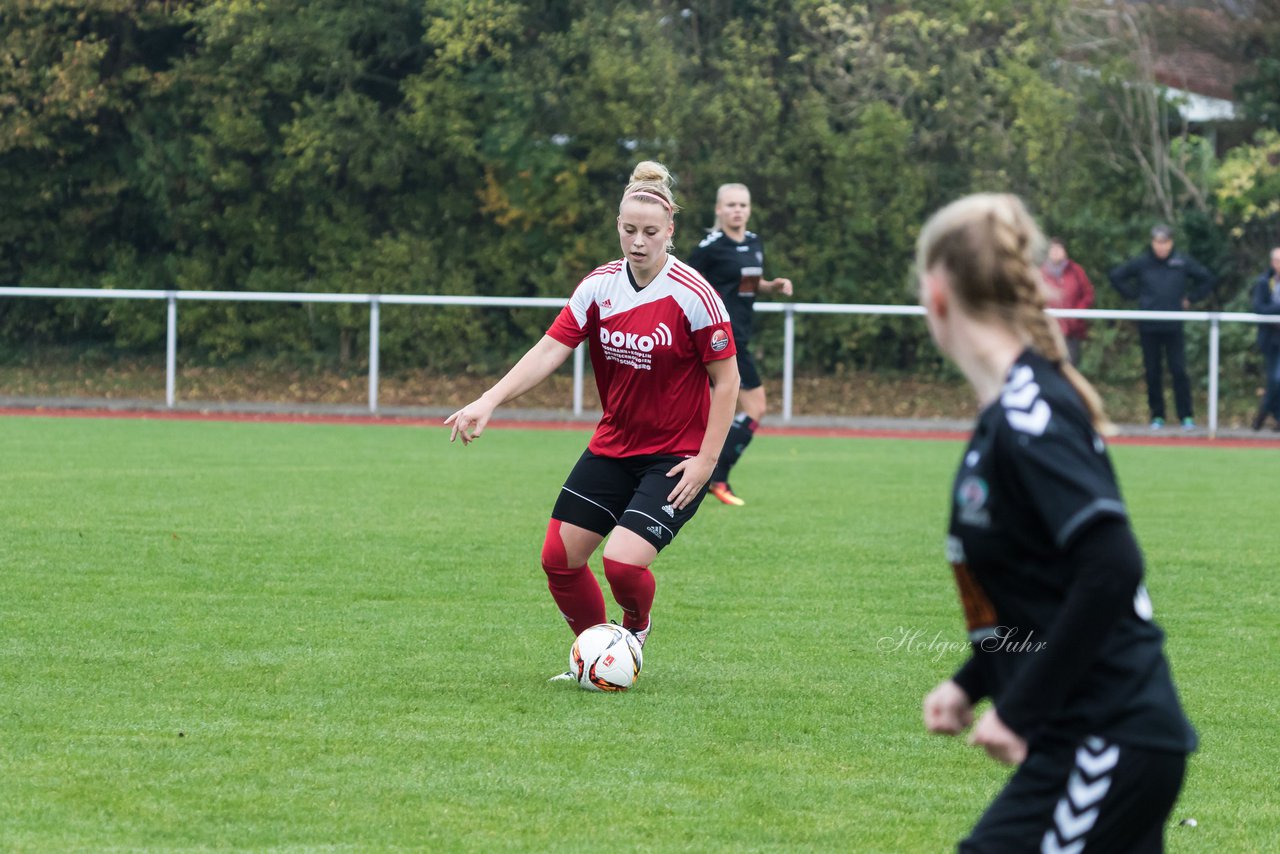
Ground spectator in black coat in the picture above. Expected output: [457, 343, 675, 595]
[1108, 224, 1216, 430]
[1250, 247, 1280, 431]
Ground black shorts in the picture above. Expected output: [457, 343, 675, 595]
[736, 348, 762, 391]
[551, 450, 710, 552]
[960, 735, 1187, 853]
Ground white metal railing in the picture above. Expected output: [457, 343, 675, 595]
[2, 286, 1278, 437]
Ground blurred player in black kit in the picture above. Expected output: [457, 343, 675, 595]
[916, 193, 1196, 853]
[687, 183, 792, 506]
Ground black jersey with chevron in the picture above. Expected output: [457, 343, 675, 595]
[947, 349, 1196, 752]
[687, 229, 765, 344]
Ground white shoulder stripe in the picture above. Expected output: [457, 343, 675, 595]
[1003, 381, 1040, 411]
[1002, 364, 1050, 435]
[1006, 400, 1051, 435]
[697, 230, 723, 248]
[669, 263, 726, 325]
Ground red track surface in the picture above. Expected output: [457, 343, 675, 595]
[5, 405, 1280, 448]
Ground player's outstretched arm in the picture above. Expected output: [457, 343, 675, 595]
[445, 335, 574, 445]
[764, 276, 793, 296]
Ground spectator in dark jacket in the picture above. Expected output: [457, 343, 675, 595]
[1109, 224, 1216, 430]
[1041, 237, 1095, 365]
[1250, 247, 1280, 431]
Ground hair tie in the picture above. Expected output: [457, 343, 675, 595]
[624, 190, 673, 212]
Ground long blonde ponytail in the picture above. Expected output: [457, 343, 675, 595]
[918, 193, 1114, 435]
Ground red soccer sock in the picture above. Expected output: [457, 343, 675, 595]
[603, 557, 654, 631]
[541, 520, 605, 635]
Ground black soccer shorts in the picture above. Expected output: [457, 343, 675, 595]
[551, 450, 711, 552]
[960, 735, 1187, 853]
[736, 348, 762, 391]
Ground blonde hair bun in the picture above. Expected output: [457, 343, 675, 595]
[622, 161, 680, 215]
[630, 161, 672, 187]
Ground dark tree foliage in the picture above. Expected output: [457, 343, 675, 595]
[0, 0, 1260, 379]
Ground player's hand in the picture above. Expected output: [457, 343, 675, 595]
[768, 277, 794, 297]
[444, 398, 496, 446]
[923, 679, 973, 736]
[665, 454, 715, 509]
[969, 708, 1027, 765]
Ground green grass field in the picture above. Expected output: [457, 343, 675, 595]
[1, 415, 1276, 852]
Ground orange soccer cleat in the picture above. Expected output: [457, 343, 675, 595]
[708, 481, 745, 506]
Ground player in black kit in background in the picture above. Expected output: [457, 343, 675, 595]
[687, 183, 793, 506]
[916, 194, 1196, 853]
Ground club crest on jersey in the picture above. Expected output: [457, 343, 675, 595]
[956, 475, 991, 527]
[710, 328, 730, 352]
[598, 323, 672, 371]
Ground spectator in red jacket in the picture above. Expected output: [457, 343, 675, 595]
[1041, 238, 1095, 365]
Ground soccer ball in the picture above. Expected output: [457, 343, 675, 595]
[569, 623, 643, 692]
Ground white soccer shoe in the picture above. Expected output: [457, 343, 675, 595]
[547, 670, 575, 683]
[609, 617, 651, 648]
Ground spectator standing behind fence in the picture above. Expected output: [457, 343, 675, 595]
[1250, 247, 1280, 431]
[1108, 224, 1216, 431]
[686, 183, 793, 507]
[1041, 238, 1094, 365]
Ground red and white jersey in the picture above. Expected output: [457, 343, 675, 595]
[546, 255, 736, 457]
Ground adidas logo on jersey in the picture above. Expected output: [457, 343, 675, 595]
[600, 298, 612, 308]
[646, 525, 664, 538]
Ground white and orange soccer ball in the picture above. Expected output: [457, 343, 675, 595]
[569, 623, 643, 692]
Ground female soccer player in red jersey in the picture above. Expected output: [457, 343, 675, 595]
[446, 161, 739, 667]
[916, 194, 1196, 852]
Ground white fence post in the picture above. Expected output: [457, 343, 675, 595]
[782, 304, 795, 423]
[368, 296, 380, 414]
[1208, 314, 1220, 438]
[573, 342, 585, 416]
[165, 292, 177, 409]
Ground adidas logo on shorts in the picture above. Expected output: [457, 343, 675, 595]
[661, 504, 675, 518]
[646, 525, 663, 538]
